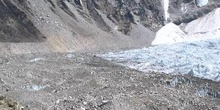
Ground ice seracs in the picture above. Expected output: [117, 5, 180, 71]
[99, 8, 220, 82]
[99, 38, 220, 82]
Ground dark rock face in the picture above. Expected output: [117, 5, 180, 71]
[87, 0, 164, 33]
[75, 0, 220, 31]
[0, 0, 46, 42]
[55, 0, 164, 34]
[53, 0, 220, 33]
[169, 0, 220, 25]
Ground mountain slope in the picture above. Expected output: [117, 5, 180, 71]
[0, 0, 45, 42]
[0, 0, 220, 54]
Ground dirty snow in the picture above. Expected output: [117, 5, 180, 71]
[99, 38, 220, 82]
[152, 8, 220, 45]
[152, 23, 186, 45]
[184, 8, 220, 41]
[185, 8, 220, 34]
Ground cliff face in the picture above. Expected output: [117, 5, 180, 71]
[0, 0, 219, 54]
[168, 0, 220, 24]
[71, 0, 220, 32]
[52, 0, 164, 34]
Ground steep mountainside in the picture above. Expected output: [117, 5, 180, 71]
[0, 0, 219, 54]
[0, 0, 45, 42]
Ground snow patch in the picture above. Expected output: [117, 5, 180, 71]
[184, 8, 220, 41]
[29, 58, 45, 62]
[185, 8, 220, 34]
[114, 26, 119, 30]
[65, 54, 75, 58]
[152, 8, 220, 45]
[25, 85, 48, 91]
[152, 23, 186, 45]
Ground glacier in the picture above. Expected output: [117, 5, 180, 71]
[99, 8, 220, 82]
[99, 38, 220, 82]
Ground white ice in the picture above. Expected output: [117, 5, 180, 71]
[196, 0, 209, 7]
[164, 0, 170, 22]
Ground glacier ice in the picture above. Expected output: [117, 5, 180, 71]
[99, 8, 220, 82]
[195, 0, 209, 7]
[99, 38, 220, 82]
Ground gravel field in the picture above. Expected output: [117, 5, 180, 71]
[0, 53, 220, 110]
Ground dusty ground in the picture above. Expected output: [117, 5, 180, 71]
[0, 53, 220, 110]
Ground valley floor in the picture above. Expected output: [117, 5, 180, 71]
[0, 53, 220, 109]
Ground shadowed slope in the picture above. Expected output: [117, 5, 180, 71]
[0, 0, 46, 42]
